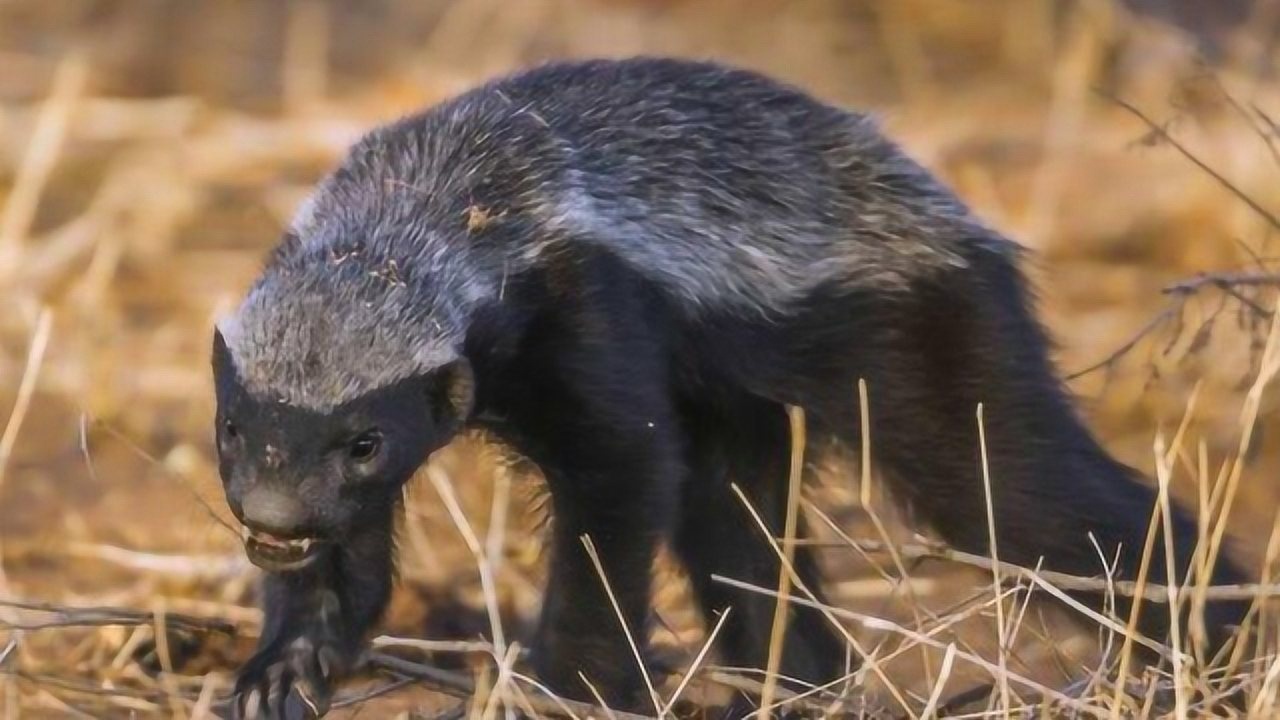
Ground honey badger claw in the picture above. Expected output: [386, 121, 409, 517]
[232, 635, 343, 720]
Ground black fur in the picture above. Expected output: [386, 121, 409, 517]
[211, 58, 1249, 717]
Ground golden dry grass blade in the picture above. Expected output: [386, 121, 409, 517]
[757, 405, 805, 718]
[661, 607, 730, 716]
[1109, 498, 1163, 719]
[0, 53, 86, 269]
[1153, 432, 1188, 719]
[918, 642, 958, 719]
[975, 403, 1013, 713]
[856, 379, 936, 686]
[427, 464, 508, 661]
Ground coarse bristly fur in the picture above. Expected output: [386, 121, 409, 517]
[211, 57, 1250, 718]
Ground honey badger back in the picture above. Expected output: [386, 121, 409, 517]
[213, 57, 1247, 716]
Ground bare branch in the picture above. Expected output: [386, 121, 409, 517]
[1066, 306, 1180, 380]
[1100, 91, 1280, 231]
[1163, 271, 1280, 297]
[1067, 271, 1280, 380]
[0, 598, 236, 634]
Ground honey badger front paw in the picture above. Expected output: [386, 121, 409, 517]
[233, 635, 347, 720]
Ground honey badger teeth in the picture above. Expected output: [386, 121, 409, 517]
[239, 527, 320, 570]
[240, 527, 314, 550]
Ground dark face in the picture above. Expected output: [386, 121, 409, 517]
[211, 330, 471, 571]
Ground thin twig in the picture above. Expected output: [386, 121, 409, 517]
[90, 419, 241, 540]
[799, 537, 1280, 601]
[371, 634, 496, 655]
[329, 677, 416, 710]
[365, 651, 655, 720]
[704, 669, 853, 716]
[1164, 271, 1280, 297]
[1067, 306, 1179, 380]
[6, 669, 178, 707]
[579, 535, 663, 717]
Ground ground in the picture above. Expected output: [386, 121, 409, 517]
[1, 1, 1279, 717]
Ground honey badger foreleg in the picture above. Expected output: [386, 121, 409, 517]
[533, 440, 679, 707]
[233, 511, 395, 719]
[673, 390, 848, 704]
[472, 253, 684, 708]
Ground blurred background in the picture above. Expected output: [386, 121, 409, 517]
[1, 0, 1279, 717]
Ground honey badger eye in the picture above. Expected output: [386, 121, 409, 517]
[222, 419, 239, 439]
[348, 431, 382, 461]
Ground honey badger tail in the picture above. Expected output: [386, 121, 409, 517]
[863, 243, 1252, 656]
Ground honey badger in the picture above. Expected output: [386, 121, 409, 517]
[213, 57, 1247, 717]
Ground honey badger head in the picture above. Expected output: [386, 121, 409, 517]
[212, 242, 474, 572]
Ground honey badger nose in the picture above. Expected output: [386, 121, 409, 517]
[241, 485, 307, 537]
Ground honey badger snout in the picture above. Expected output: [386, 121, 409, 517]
[238, 485, 307, 537]
[233, 485, 325, 572]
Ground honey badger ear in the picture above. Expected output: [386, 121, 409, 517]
[428, 359, 474, 437]
[211, 326, 245, 399]
[211, 326, 249, 407]
[212, 326, 235, 379]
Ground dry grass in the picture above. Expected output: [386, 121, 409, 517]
[2, 0, 1280, 717]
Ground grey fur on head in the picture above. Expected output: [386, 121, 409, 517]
[217, 247, 465, 411]
[222, 57, 1008, 411]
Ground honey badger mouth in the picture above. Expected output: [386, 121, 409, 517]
[239, 526, 325, 571]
